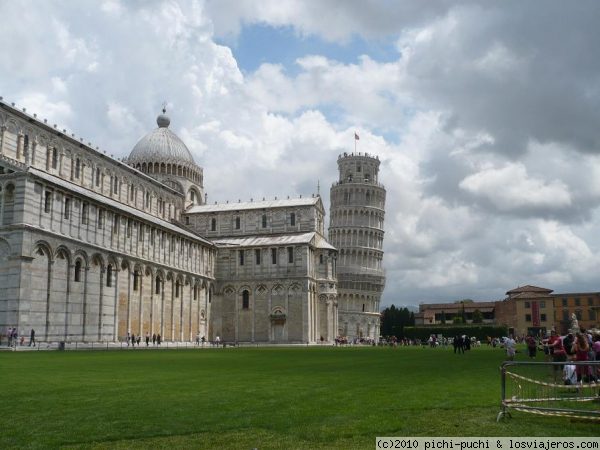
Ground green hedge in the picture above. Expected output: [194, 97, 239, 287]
[401, 325, 508, 341]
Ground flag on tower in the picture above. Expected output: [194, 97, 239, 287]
[354, 132, 360, 140]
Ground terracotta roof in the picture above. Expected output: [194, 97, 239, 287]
[506, 285, 553, 295]
[509, 292, 552, 299]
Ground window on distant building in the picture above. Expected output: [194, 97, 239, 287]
[562, 298, 567, 307]
[235, 216, 240, 229]
[271, 248, 277, 264]
[575, 310, 582, 320]
[290, 212, 296, 226]
[588, 309, 596, 321]
[239, 250, 244, 266]
[588, 297, 594, 306]
[255, 249, 261, 265]
[106, 265, 113, 287]
[541, 313, 547, 322]
[242, 290, 249, 309]
[524, 301, 531, 308]
[133, 270, 139, 291]
[540, 301, 545, 308]
[319, 254, 324, 264]
[262, 214, 267, 228]
[525, 314, 532, 322]
[575, 298, 580, 306]
[211, 218, 216, 231]
[562, 310, 569, 321]
[98, 209, 104, 229]
[287, 246, 294, 263]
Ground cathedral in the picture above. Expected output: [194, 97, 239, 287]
[0, 98, 385, 344]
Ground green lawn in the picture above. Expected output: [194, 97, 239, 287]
[0, 345, 597, 449]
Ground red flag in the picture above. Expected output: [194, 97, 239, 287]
[354, 132, 360, 140]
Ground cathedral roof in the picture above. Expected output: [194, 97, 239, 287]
[212, 232, 336, 250]
[187, 197, 321, 213]
[128, 110, 195, 166]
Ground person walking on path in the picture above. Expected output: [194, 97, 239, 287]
[29, 329, 35, 347]
[505, 335, 516, 361]
[145, 332, 150, 347]
[152, 333, 156, 346]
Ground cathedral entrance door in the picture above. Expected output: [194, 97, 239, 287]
[272, 323, 284, 342]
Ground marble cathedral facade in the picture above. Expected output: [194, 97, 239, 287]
[0, 98, 341, 344]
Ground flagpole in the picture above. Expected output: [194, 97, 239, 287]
[354, 131, 357, 153]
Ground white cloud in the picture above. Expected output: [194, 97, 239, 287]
[459, 163, 572, 212]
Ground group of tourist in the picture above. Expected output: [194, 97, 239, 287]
[126, 332, 161, 347]
[544, 329, 600, 384]
[3, 327, 36, 348]
[504, 328, 600, 384]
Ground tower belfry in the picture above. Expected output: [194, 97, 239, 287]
[328, 150, 386, 340]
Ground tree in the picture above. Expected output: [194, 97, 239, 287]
[380, 305, 415, 338]
[472, 309, 483, 324]
[452, 315, 463, 324]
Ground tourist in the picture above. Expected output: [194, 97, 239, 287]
[195, 333, 200, 346]
[563, 363, 577, 385]
[145, 332, 150, 347]
[505, 335, 516, 361]
[136, 335, 141, 346]
[29, 328, 35, 347]
[572, 332, 591, 382]
[131, 333, 135, 348]
[152, 333, 156, 346]
[157, 334, 161, 345]
[7, 327, 13, 347]
[526, 334, 537, 359]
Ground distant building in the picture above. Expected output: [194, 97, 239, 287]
[414, 301, 496, 325]
[496, 285, 555, 337]
[550, 292, 600, 334]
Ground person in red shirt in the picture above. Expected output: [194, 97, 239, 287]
[548, 330, 566, 382]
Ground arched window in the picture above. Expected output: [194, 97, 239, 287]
[133, 270, 139, 291]
[211, 218, 216, 231]
[290, 212, 296, 226]
[242, 290, 249, 309]
[75, 158, 81, 178]
[74, 260, 82, 282]
[106, 265, 113, 287]
[155, 277, 161, 294]
[261, 214, 267, 228]
[175, 280, 180, 298]
[235, 217, 240, 229]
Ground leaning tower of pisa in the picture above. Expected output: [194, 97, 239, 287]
[329, 151, 386, 341]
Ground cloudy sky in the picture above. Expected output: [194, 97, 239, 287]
[2, 0, 600, 308]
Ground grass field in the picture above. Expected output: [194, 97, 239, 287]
[1, 345, 598, 449]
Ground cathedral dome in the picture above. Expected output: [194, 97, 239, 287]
[128, 111, 195, 166]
